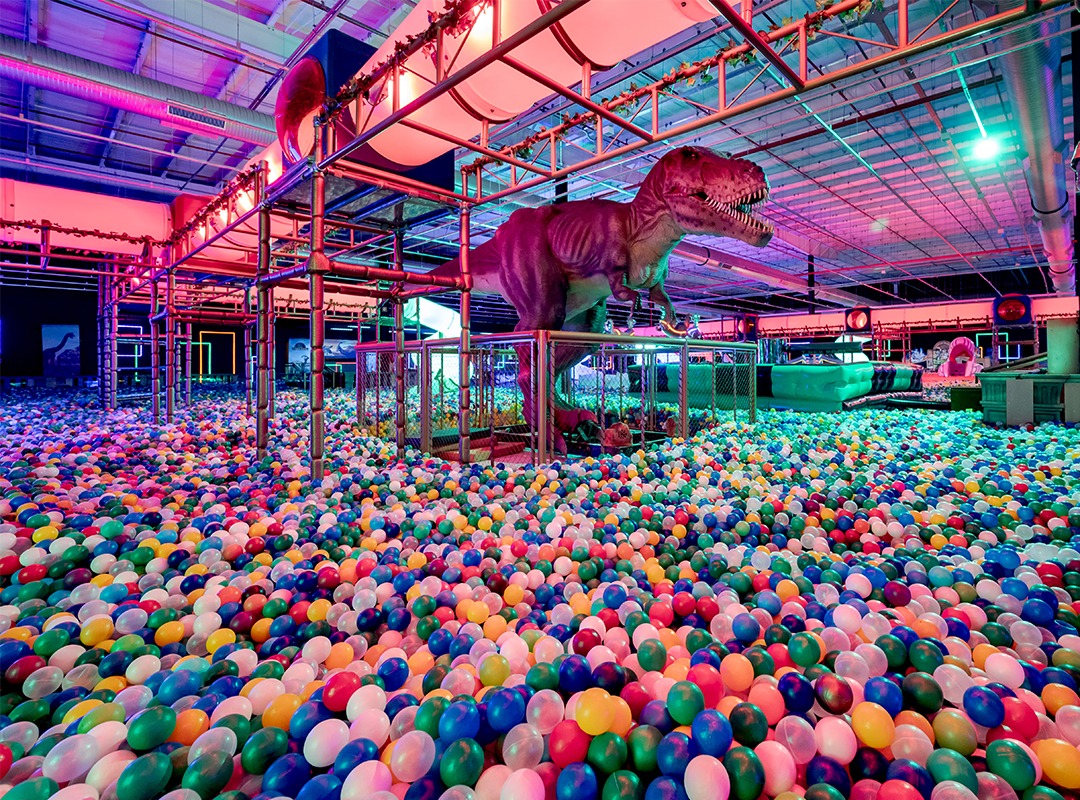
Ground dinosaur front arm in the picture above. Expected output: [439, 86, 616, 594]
[607, 271, 639, 303]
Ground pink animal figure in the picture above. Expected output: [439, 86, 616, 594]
[937, 336, 980, 377]
[601, 422, 632, 453]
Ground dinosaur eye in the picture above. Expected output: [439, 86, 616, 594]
[680, 147, 699, 160]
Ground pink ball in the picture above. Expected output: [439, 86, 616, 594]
[815, 716, 858, 764]
[755, 740, 796, 796]
[685, 755, 729, 800]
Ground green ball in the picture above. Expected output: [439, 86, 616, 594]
[804, 784, 847, 800]
[116, 753, 173, 800]
[986, 739, 1037, 792]
[901, 671, 944, 714]
[787, 633, 822, 667]
[127, 706, 176, 751]
[602, 770, 644, 800]
[627, 725, 662, 773]
[240, 727, 289, 774]
[2, 778, 59, 800]
[588, 732, 628, 774]
[637, 639, 667, 672]
[666, 681, 705, 726]
[440, 737, 484, 787]
[722, 746, 764, 800]
[728, 702, 769, 747]
[181, 750, 232, 799]
[927, 748, 978, 792]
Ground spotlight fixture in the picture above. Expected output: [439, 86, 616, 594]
[972, 135, 1000, 161]
[844, 306, 872, 334]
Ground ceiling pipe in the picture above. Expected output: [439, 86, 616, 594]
[674, 242, 865, 307]
[973, 3, 1074, 294]
[0, 35, 276, 146]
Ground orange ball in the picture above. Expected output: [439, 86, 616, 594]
[262, 693, 303, 729]
[169, 709, 209, 745]
[720, 653, 754, 693]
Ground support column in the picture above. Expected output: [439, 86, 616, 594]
[165, 269, 175, 422]
[150, 280, 160, 422]
[109, 278, 118, 410]
[244, 289, 253, 417]
[97, 272, 109, 410]
[256, 189, 271, 459]
[458, 207, 472, 463]
[269, 290, 277, 420]
[309, 162, 328, 481]
[185, 322, 193, 406]
[393, 227, 406, 458]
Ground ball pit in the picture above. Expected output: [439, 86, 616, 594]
[1, 387, 1079, 800]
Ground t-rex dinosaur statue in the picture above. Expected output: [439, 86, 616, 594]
[430, 146, 773, 451]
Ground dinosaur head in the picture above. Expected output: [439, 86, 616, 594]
[641, 146, 773, 247]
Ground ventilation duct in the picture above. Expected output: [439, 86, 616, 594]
[973, 4, 1074, 294]
[0, 35, 276, 146]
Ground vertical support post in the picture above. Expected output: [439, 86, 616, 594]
[749, 345, 757, 424]
[150, 280, 160, 422]
[679, 341, 689, 440]
[165, 268, 175, 422]
[807, 254, 816, 313]
[355, 322, 363, 425]
[420, 342, 432, 453]
[309, 141, 327, 481]
[393, 226, 406, 458]
[97, 271, 108, 410]
[256, 163, 271, 459]
[243, 290, 253, 417]
[458, 206, 472, 463]
[536, 331, 549, 465]
[733, 346, 740, 425]
[269, 290, 277, 419]
[184, 322, 193, 407]
[109, 277, 117, 410]
[898, 0, 909, 46]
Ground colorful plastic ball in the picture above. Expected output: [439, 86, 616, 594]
[962, 685, 1006, 728]
[851, 702, 895, 749]
[391, 730, 437, 782]
[440, 738, 485, 787]
[721, 746, 764, 800]
[304, 718, 350, 768]
[685, 754, 729, 800]
[558, 762, 600, 800]
[578, 687, 617, 736]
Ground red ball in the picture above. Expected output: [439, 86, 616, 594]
[323, 671, 361, 713]
[549, 720, 591, 768]
[686, 663, 723, 708]
[1001, 696, 1039, 740]
[572, 628, 601, 656]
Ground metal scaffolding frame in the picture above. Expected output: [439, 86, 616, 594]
[1, 0, 1068, 473]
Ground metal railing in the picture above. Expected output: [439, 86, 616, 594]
[357, 330, 756, 465]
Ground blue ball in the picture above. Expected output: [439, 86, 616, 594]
[690, 709, 732, 757]
[333, 738, 379, 776]
[438, 701, 481, 742]
[557, 762, 599, 800]
[963, 685, 1006, 728]
[645, 776, 689, 800]
[864, 676, 903, 718]
[485, 687, 526, 733]
[262, 754, 312, 799]
[656, 732, 697, 776]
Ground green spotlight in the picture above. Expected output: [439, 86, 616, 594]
[973, 135, 1000, 161]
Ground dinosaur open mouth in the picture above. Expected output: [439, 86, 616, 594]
[687, 186, 773, 237]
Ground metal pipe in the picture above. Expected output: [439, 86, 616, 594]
[420, 341, 431, 454]
[150, 279, 160, 423]
[458, 207, 472, 463]
[244, 286, 253, 417]
[0, 34, 275, 145]
[269, 289, 277, 419]
[185, 322, 192, 405]
[679, 341, 689, 439]
[256, 185, 271, 458]
[393, 227, 406, 458]
[310, 152, 327, 480]
[165, 269, 175, 422]
[536, 331, 548, 465]
[975, 0, 1074, 294]
[475, 0, 1072, 206]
